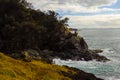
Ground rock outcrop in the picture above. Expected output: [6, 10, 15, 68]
[39, 32, 109, 62]
[44, 28, 109, 62]
[22, 49, 41, 62]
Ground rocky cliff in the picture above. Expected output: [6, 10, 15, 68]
[38, 29, 109, 62]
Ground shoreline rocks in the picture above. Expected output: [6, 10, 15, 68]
[8, 48, 109, 63]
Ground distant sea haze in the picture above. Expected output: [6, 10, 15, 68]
[54, 28, 120, 80]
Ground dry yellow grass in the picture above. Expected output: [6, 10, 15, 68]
[0, 52, 76, 80]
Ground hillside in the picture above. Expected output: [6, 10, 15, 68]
[0, 52, 103, 80]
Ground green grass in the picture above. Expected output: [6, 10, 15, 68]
[0, 52, 76, 80]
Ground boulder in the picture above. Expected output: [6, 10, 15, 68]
[91, 49, 103, 54]
[22, 49, 41, 62]
[22, 51, 32, 62]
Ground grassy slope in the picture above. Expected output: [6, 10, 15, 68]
[0, 52, 76, 80]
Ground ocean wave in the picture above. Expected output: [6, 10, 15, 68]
[104, 76, 120, 80]
[53, 48, 120, 80]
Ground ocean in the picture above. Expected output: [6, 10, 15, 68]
[53, 28, 120, 80]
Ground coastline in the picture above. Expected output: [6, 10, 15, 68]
[0, 0, 110, 80]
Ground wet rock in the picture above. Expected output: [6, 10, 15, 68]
[91, 49, 103, 54]
[49, 49, 109, 62]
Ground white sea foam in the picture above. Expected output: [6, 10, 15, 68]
[53, 48, 120, 80]
[104, 76, 120, 80]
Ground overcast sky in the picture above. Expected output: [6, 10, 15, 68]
[27, 0, 120, 28]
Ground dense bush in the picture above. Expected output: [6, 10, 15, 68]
[0, 0, 69, 53]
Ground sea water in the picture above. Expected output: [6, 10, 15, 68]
[53, 28, 120, 80]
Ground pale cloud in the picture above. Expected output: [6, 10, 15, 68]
[27, 0, 117, 13]
[65, 14, 120, 28]
[26, 0, 120, 28]
[75, 0, 117, 7]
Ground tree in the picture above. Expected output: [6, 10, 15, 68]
[0, 0, 70, 53]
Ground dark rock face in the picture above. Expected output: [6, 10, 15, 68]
[49, 49, 109, 62]
[62, 66, 103, 80]
[56, 34, 109, 62]
[59, 35, 88, 51]
[39, 35, 109, 62]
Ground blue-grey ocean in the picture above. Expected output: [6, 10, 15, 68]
[53, 28, 120, 80]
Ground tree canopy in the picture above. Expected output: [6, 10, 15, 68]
[0, 0, 70, 53]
